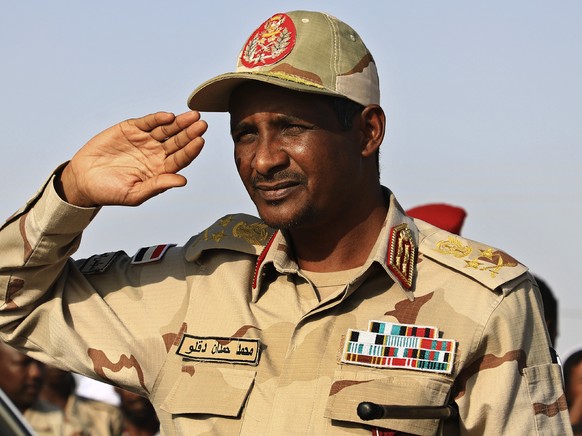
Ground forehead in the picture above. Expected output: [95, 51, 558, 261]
[228, 82, 335, 123]
[0, 343, 27, 363]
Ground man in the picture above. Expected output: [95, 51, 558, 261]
[0, 10, 571, 435]
[0, 342, 65, 435]
[39, 366, 123, 435]
[115, 388, 160, 436]
[564, 350, 582, 435]
[532, 275, 559, 347]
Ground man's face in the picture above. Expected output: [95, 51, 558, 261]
[568, 361, 582, 405]
[230, 83, 364, 231]
[0, 344, 44, 412]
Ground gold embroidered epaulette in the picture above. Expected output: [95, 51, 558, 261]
[416, 221, 528, 292]
[185, 214, 275, 262]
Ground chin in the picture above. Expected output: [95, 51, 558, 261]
[256, 203, 314, 231]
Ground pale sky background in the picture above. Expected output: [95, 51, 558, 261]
[1, 1, 581, 361]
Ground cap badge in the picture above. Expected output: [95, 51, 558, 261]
[240, 13, 296, 68]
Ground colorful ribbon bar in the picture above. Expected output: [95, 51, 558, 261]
[342, 322, 456, 374]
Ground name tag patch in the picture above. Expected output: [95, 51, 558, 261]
[341, 321, 456, 374]
[176, 334, 260, 366]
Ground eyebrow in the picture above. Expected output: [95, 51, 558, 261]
[231, 114, 311, 134]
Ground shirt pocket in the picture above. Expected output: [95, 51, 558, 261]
[160, 365, 256, 417]
[324, 368, 453, 436]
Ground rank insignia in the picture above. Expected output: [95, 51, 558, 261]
[387, 223, 416, 289]
[131, 244, 175, 265]
[80, 251, 123, 274]
[341, 321, 456, 375]
[240, 13, 296, 68]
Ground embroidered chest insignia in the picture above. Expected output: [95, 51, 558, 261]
[131, 244, 175, 265]
[387, 223, 417, 289]
[341, 321, 456, 375]
[176, 334, 260, 366]
[240, 13, 296, 68]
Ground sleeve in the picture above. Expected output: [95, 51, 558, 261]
[453, 276, 572, 435]
[0, 172, 190, 397]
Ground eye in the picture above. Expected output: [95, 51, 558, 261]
[282, 123, 309, 135]
[232, 129, 256, 144]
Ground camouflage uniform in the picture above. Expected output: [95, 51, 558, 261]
[0, 178, 571, 435]
[23, 399, 65, 436]
[63, 394, 123, 436]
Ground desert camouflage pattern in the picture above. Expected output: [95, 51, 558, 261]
[63, 394, 123, 435]
[23, 400, 65, 436]
[187, 10, 380, 112]
[0, 175, 571, 435]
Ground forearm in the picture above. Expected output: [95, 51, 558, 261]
[0, 169, 98, 335]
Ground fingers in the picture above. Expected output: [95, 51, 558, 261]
[133, 112, 176, 133]
[165, 116, 208, 153]
[142, 111, 201, 143]
[164, 132, 206, 174]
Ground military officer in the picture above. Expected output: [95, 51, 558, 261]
[0, 10, 571, 435]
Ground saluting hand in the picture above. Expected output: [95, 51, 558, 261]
[56, 111, 207, 207]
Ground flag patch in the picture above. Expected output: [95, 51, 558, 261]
[131, 244, 175, 264]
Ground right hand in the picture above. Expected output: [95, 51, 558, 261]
[56, 111, 208, 207]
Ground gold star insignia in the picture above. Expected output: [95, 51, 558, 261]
[219, 216, 233, 227]
[464, 259, 482, 269]
[211, 230, 226, 242]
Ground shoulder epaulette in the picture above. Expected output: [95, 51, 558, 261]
[79, 250, 126, 274]
[415, 219, 528, 292]
[185, 214, 275, 262]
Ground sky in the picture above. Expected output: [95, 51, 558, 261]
[1, 1, 581, 359]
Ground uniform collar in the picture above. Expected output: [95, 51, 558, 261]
[251, 187, 419, 302]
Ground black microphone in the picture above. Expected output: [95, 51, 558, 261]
[357, 402, 458, 421]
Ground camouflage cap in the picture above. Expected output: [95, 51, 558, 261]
[187, 10, 380, 112]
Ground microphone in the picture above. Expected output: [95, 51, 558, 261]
[357, 402, 458, 421]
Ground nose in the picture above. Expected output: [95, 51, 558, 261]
[27, 360, 44, 382]
[253, 134, 289, 176]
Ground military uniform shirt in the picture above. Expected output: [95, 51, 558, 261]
[0, 173, 572, 435]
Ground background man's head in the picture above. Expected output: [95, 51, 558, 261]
[564, 350, 582, 410]
[534, 275, 558, 346]
[0, 342, 45, 412]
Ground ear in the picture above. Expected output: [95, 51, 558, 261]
[359, 105, 386, 158]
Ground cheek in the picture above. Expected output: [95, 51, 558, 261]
[234, 150, 253, 187]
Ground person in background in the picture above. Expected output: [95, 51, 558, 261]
[0, 341, 64, 435]
[115, 388, 160, 436]
[405, 203, 467, 235]
[532, 275, 559, 347]
[40, 366, 123, 435]
[564, 350, 582, 435]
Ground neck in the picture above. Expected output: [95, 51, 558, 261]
[39, 387, 68, 410]
[290, 188, 388, 272]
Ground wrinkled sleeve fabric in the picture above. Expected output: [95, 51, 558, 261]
[454, 277, 571, 435]
[0, 173, 189, 396]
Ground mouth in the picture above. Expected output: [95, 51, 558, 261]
[253, 180, 301, 202]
